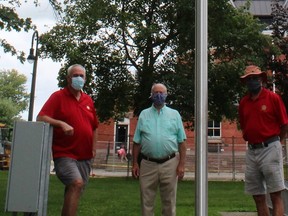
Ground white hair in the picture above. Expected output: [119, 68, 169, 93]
[151, 83, 167, 94]
[67, 64, 86, 76]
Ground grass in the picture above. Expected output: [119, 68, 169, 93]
[0, 171, 256, 216]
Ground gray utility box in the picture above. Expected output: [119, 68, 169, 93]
[5, 121, 53, 215]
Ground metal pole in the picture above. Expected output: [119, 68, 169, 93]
[28, 31, 39, 121]
[217, 144, 220, 175]
[232, 136, 236, 181]
[195, 0, 208, 215]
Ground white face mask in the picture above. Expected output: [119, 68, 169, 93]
[71, 76, 85, 90]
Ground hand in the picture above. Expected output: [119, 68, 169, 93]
[92, 149, 96, 158]
[132, 163, 140, 179]
[60, 121, 74, 136]
[177, 164, 185, 180]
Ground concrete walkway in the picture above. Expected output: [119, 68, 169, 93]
[220, 213, 257, 216]
[89, 168, 245, 181]
[50, 159, 246, 181]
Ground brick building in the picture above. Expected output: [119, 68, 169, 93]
[96, 116, 246, 154]
[97, 0, 288, 155]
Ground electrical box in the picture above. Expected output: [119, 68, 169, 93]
[5, 121, 53, 215]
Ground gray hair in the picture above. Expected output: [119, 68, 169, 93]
[151, 83, 167, 94]
[67, 64, 86, 76]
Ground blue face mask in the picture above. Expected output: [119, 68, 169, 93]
[151, 93, 167, 106]
[246, 79, 261, 94]
[71, 76, 85, 90]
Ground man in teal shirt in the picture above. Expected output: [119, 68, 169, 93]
[132, 83, 187, 216]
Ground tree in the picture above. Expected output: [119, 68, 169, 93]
[268, 0, 288, 111]
[0, 1, 34, 62]
[0, 0, 62, 62]
[40, 0, 138, 122]
[205, 0, 274, 122]
[39, 0, 275, 126]
[0, 69, 29, 127]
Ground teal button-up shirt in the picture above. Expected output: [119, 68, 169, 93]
[133, 105, 186, 158]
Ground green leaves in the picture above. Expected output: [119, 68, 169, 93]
[0, 69, 29, 126]
[39, 0, 276, 125]
[0, 1, 34, 63]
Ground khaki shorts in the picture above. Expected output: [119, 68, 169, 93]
[245, 141, 285, 195]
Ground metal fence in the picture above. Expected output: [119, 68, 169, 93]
[91, 138, 288, 181]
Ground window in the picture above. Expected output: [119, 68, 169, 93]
[208, 120, 221, 138]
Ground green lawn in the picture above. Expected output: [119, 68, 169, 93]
[0, 171, 256, 216]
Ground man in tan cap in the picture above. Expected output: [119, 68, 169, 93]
[239, 65, 288, 216]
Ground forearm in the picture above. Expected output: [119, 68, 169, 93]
[132, 142, 141, 166]
[132, 142, 141, 178]
[280, 124, 288, 142]
[37, 115, 64, 128]
[92, 129, 98, 152]
[37, 115, 74, 135]
[178, 141, 187, 166]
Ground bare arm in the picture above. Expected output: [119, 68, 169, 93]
[132, 142, 141, 179]
[37, 115, 74, 136]
[280, 124, 288, 142]
[92, 129, 98, 157]
[177, 141, 187, 180]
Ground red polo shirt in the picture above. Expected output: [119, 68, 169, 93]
[38, 87, 99, 160]
[239, 88, 288, 143]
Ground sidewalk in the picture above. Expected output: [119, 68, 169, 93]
[220, 213, 257, 216]
[49, 160, 245, 181]
[89, 168, 245, 181]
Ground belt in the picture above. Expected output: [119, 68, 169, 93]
[248, 136, 280, 150]
[141, 153, 176, 164]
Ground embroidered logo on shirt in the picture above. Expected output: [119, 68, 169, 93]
[261, 105, 267, 111]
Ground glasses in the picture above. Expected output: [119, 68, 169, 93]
[71, 74, 84, 78]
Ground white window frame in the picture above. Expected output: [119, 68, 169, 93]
[208, 120, 221, 138]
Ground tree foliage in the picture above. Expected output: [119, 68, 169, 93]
[39, 0, 275, 126]
[0, 69, 29, 127]
[206, 1, 275, 122]
[0, 0, 34, 63]
[268, 0, 288, 111]
[0, 0, 62, 62]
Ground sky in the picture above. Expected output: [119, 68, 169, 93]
[0, 1, 61, 121]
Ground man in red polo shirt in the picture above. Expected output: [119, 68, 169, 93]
[239, 65, 288, 216]
[37, 64, 99, 216]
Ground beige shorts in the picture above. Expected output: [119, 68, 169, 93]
[245, 141, 285, 195]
